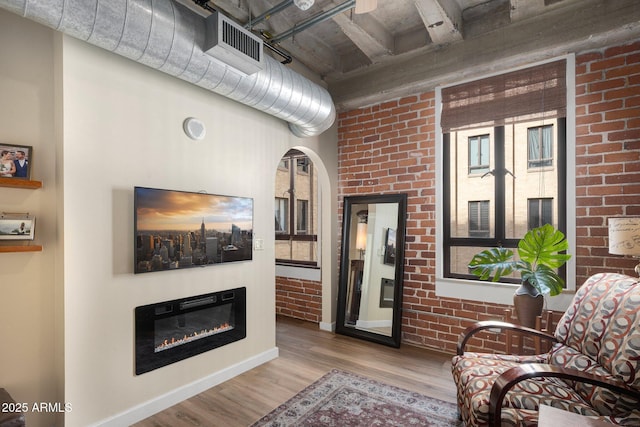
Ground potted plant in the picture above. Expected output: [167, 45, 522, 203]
[468, 223, 571, 328]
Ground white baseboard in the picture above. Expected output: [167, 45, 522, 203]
[91, 347, 279, 427]
[319, 321, 335, 332]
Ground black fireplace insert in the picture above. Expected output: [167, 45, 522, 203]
[135, 287, 246, 375]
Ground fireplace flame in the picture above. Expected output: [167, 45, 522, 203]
[155, 323, 233, 353]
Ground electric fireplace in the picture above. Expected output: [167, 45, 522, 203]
[135, 287, 246, 375]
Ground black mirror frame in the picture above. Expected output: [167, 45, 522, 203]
[336, 193, 407, 348]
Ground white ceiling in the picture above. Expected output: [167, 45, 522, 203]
[177, 0, 640, 110]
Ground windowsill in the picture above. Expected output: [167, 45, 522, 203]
[276, 264, 321, 281]
[527, 165, 554, 172]
[435, 277, 575, 312]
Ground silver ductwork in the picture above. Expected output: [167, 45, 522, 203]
[0, 0, 336, 137]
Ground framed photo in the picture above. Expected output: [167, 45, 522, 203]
[383, 228, 396, 266]
[0, 214, 36, 240]
[0, 143, 32, 180]
[379, 278, 395, 308]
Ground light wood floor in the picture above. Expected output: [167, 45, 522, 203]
[133, 315, 458, 427]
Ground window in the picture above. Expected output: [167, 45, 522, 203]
[441, 60, 567, 284]
[528, 198, 553, 229]
[297, 157, 310, 173]
[469, 201, 490, 237]
[468, 135, 490, 174]
[528, 125, 553, 168]
[274, 149, 318, 266]
[296, 200, 308, 234]
[278, 158, 290, 170]
[275, 197, 288, 233]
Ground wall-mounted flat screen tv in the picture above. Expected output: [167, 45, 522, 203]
[134, 186, 253, 274]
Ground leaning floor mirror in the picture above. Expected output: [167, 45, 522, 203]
[336, 193, 407, 347]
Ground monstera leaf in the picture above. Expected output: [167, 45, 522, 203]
[520, 264, 565, 296]
[469, 247, 521, 281]
[518, 223, 571, 269]
[468, 224, 571, 296]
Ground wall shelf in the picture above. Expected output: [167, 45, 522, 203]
[0, 245, 42, 253]
[0, 177, 42, 253]
[0, 177, 42, 189]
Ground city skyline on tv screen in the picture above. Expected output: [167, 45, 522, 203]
[134, 187, 253, 273]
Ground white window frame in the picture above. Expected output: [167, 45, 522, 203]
[435, 55, 577, 312]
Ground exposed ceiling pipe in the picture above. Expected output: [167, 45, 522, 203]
[262, 39, 294, 65]
[270, 0, 355, 44]
[245, 0, 294, 29]
[0, 0, 335, 137]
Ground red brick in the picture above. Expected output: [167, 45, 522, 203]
[590, 121, 625, 133]
[588, 100, 623, 113]
[628, 52, 640, 65]
[605, 87, 640, 101]
[590, 56, 626, 72]
[576, 113, 602, 126]
[589, 78, 626, 92]
[577, 51, 603, 65]
[604, 108, 640, 120]
[604, 151, 640, 163]
[606, 63, 640, 79]
[604, 41, 640, 57]
[626, 96, 640, 108]
[609, 128, 640, 141]
[605, 173, 640, 184]
[576, 72, 603, 85]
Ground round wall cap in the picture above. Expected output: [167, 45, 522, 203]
[183, 117, 206, 140]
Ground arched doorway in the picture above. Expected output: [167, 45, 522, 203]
[273, 147, 336, 331]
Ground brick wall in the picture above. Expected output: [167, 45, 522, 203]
[337, 40, 640, 354]
[275, 276, 322, 322]
[575, 40, 640, 284]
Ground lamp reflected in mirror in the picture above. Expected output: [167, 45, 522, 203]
[355, 210, 368, 258]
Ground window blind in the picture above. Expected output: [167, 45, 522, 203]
[441, 60, 566, 132]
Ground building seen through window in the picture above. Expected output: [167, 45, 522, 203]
[444, 120, 565, 281]
[528, 125, 554, 168]
[441, 59, 567, 284]
[468, 134, 490, 174]
[275, 149, 319, 266]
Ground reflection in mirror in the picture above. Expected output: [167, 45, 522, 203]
[336, 194, 407, 347]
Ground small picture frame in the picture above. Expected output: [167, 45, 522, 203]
[0, 143, 32, 180]
[379, 278, 395, 308]
[0, 214, 36, 240]
[383, 228, 396, 266]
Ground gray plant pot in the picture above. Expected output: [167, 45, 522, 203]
[513, 281, 544, 328]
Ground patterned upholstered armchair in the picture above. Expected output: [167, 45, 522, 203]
[451, 273, 640, 427]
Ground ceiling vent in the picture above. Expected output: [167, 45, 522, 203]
[204, 11, 264, 75]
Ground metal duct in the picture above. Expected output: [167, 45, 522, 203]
[0, 0, 336, 137]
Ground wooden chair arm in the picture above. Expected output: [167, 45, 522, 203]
[488, 363, 640, 427]
[457, 321, 557, 355]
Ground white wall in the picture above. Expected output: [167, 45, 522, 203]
[0, 8, 338, 427]
[0, 11, 61, 427]
[59, 34, 337, 426]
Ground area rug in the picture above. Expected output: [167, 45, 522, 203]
[251, 369, 462, 426]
